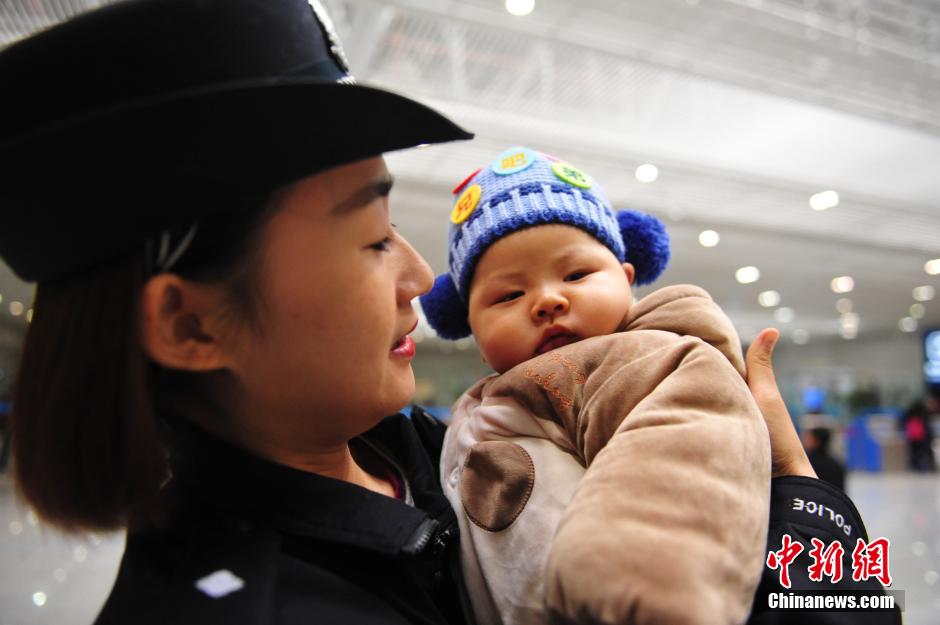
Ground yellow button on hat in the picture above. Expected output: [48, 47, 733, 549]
[451, 184, 482, 224]
[551, 161, 592, 189]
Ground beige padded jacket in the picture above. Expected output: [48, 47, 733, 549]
[441, 284, 771, 625]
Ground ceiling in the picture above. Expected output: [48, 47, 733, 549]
[1, 0, 939, 345]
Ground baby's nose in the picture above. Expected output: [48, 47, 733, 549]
[533, 292, 569, 319]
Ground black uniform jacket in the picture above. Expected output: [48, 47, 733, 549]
[96, 407, 899, 625]
[96, 407, 473, 625]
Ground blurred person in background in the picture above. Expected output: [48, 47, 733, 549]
[0, 394, 10, 472]
[801, 427, 846, 491]
[901, 397, 937, 472]
[0, 1, 899, 624]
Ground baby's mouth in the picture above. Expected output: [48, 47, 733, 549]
[535, 332, 580, 356]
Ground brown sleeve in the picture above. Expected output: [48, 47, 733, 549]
[489, 331, 770, 625]
[622, 284, 746, 377]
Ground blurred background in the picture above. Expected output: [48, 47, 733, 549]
[1, 0, 939, 623]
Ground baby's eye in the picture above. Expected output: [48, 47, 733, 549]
[565, 270, 590, 282]
[495, 291, 524, 304]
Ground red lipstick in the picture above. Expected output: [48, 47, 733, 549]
[390, 319, 419, 358]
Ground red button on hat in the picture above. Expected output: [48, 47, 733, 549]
[452, 167, 483, 195]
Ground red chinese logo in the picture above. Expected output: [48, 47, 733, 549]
[767, 535, 892, 588]
[766, 534, 804, 589]
[808, 538, 844, 583]
[852, 538, 892, 586]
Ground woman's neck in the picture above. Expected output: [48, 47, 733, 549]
[270, 442, 397, 498]
[168, 383, 397, 498]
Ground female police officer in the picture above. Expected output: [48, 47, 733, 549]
[0, 1, 898, 624]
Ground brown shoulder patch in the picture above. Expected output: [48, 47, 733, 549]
[461, 441, 535, 532]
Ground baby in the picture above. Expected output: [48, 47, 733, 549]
[420, 147, 771, 625]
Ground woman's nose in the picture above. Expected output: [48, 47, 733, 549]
[531, 290, 569, 321]
[395, 231, 434, 302]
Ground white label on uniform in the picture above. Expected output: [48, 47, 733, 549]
[195, 569, 245, 598]
[791, 498, 853, 537]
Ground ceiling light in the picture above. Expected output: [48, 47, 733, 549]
[840, 314, 859, 336]
[913, 285, 935, 302]
[635, 164, 659, 183]
[910, 304, 925, 319]
[735, 266, 760, 284]
[758, 290, 781, 307]
[836, 298, 853, 313]
[505, 0, 535, 17]
[698, 230, 720, 247]
[840, 312, 859, 328]
[9, 301, 24, 316]
[899, 317, 918, 333]
[26, 309, 33, 323]
[830, 276, 854, 293]
[774, 307, 795, 323]
[809, 190, 839, 211]
[926, 259, 940, 275]
[32, 592, 47, 607]
[792, 329, 810, 345]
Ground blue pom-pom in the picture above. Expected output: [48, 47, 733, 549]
[419, 274, 472, 340]
[616, 210, 670, 285]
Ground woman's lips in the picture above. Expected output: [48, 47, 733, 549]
[535, 332, 580, 355]
[390, 319, 419, 358]
[390, 335, 416, 358]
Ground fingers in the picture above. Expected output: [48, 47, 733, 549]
[745, 328, 779, 382]
[746, 329, 784, 408]
[746, 328, 817, 479]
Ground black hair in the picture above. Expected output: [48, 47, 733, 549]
[12, 194, 281, 531]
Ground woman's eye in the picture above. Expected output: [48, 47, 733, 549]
[369, 237, 392, 252]
[565, 271, 589, 282]
[496, 291, 523, 304]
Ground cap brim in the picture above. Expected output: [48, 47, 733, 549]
[0, 81, 473, 281]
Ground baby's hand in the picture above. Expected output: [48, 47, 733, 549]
[745, 328, 817, 479]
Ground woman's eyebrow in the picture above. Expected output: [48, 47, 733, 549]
[330, 175, 395, 215]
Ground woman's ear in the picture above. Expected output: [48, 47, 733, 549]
[137, 274, 230, 371]
[623, 262, 636, 285]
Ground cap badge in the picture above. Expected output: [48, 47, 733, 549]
[307, 0, 353, 78]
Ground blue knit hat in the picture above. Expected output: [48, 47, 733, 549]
[420, 147, 670, 340]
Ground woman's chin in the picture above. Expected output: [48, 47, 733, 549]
[381, 369, 416, 415]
